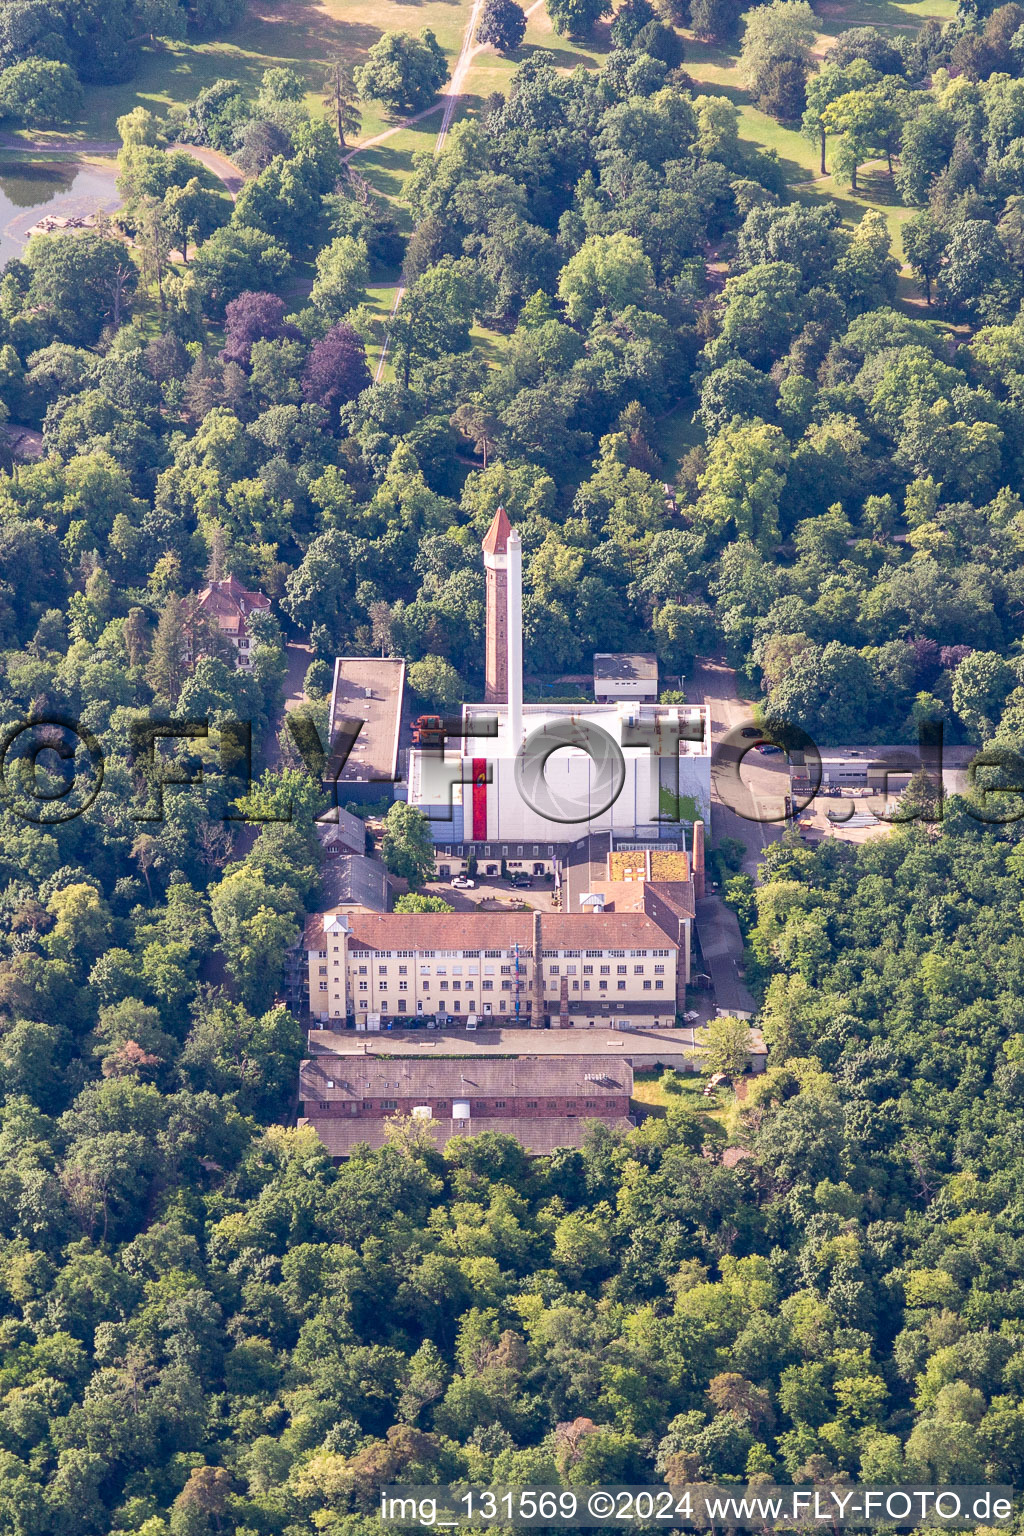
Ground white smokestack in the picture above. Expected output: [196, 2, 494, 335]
[507, 527, 523, 750]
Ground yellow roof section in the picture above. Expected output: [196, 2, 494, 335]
[607, 849, 691, 882]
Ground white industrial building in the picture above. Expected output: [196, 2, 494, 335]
[404, 512, 712, 844]
[594, 653, 659, 702]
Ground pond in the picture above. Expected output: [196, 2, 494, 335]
[0, 159, 120, 269]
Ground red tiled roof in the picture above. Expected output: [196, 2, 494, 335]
[303, 907, 676, 953]
[197, 577, 270, 621]
[481, 506, 512, 555]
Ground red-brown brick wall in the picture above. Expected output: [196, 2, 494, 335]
[302, 1096, 631, 1119]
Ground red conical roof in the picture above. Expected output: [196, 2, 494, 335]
[482, 505, 511, 555]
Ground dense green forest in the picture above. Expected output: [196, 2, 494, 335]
[1, 0, 1024, 1528]
[2, 815, 1024, 1533]
[7, 11, 1024, 744]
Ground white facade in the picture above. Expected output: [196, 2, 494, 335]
[407, 699, 712, 842]
[405, 515, 710, 843]
[593, 653, 659, 702]
[306, 909, 680, 1027]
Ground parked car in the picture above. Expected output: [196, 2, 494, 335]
[451, 875, 476, 889]
[755, 742, 782, 755]
[740, 726, 762, 739]
[509, 873, 532, 888]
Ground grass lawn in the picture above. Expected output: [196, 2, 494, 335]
[521, 6, 612, 72]
[52, 0, 957, 378]
[351, 119, 441, 217]
[655, 398, 702, 474]
[632, 1068, 728, 1122]
[814, 0, 957, 35]
[682, 0, 956, 262]
[458, 10, 613, 128]
[470, 318, 510, 367]
[33, 0, 476, 147]
[363, 279, 403, 376]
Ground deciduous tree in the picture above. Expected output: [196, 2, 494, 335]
[355, 30, 449, 115]
[477, 0, 527, 53]
[381, 801, 437, 889]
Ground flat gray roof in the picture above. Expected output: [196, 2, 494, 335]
[695, 897, 757, 1018]
[594, 653, 658, 681]
[300, 1053, 633, 1099]
[328, 658, 405, 782]
[306, 1022, 766, 1058]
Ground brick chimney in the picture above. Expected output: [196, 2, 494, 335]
[692, 820, 706, 899]
[482, 506, 511, 704]
[532, 910, 545, 1027]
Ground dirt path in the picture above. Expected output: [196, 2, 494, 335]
[351, 0, 547, 381]
[437, 0, 490, 152]
[345, 0, 547, 165]
[175, 143, 245, 199]
[341, 101, 444, 163]
[367, 0, 489, 381]
[0, 135, 120, 154]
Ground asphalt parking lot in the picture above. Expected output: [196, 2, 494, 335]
[419, 874, 560, 912]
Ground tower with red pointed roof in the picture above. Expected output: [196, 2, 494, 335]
[482, 506, 511, 703]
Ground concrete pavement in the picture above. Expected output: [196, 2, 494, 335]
[686, 657, 787, 877]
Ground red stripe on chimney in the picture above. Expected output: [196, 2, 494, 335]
[472, 759, 487, 841]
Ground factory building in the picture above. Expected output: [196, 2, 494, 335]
[404, 509, 712, 844]
[298, 1054, 636, 1157]
[304, 907, 681, 1030]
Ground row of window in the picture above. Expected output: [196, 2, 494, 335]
[352, 981, 666, 995]
[316, 946, 672, 962]
[320, 961, 669, 979]
[317, 1098, 607, 1111]
[550, 979, 665, 991]
[321, 978, 666, 996]
[438, 844, 556, 856]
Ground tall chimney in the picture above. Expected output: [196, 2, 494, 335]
[507, 526, 524, 751]
[482, 507, 511, 703]
[692, 820, 706, 899]
[532, 910, 544, 1027]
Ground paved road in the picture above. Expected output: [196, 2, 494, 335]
[695, 896, 756, 1017]
[419, 875, 558, 913]
[261, 641, 313, 772]
[686, 657, 788, 877]
[176, 143, 244, 199]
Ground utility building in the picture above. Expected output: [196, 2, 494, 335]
[404, 510, 712, 843]
[298, 1054, 636, 1157]
[594, 654, 658, 702]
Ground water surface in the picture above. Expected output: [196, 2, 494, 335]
[0, 160, 120, 268]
